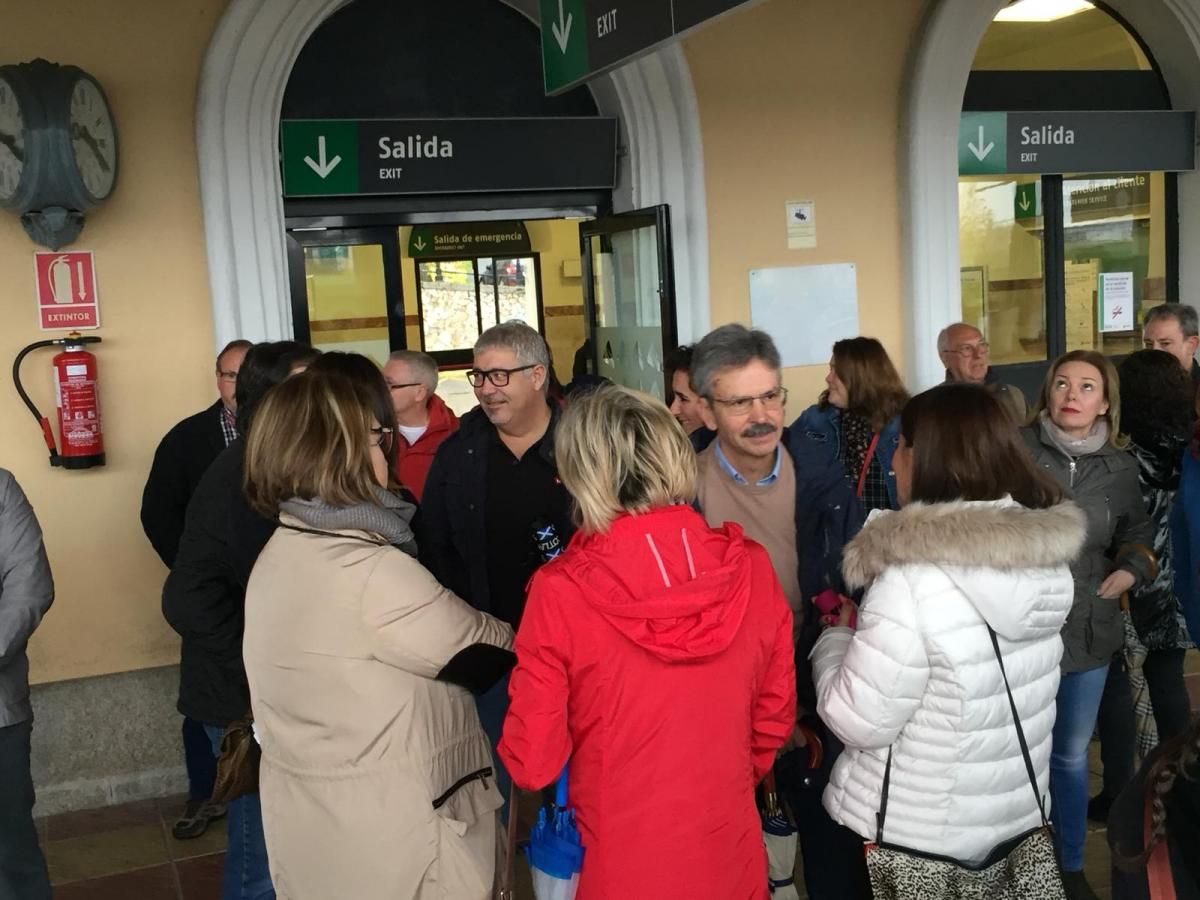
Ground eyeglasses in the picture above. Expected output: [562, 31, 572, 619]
[708, 387, 789, 415]
[945, 341, 989, 358]
[465, 365, 536, 388]
[217, 370, 238, 382]
[387, 382, 421, 391]
[369, 426, 394, 450]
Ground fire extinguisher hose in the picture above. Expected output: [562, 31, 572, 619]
[12, 334, 102, 465]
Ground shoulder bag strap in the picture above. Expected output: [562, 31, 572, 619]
[856, 432, 882, 498]
[1145, 791, 1178, 900]
[988, 626, 1049, 826]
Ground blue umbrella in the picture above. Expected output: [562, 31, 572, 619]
[525, 764, 585, 900]
[761, 770, 800, 899]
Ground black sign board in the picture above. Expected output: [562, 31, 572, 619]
[407, 222, 532, 258]
[1069, 173, 1151, 221]
[540, 0, 757, 95]
[281, 118, 618, 198]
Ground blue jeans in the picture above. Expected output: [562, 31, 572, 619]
[184, 715, 217, 801]
[475, 674, 512, 822]
[205, 725, 275, 900]
[1050, 664, 1109, 872]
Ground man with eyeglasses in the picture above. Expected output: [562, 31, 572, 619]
[420, 321, 573, 816]
[140, 337, 249, 841]
[690, 323, 868, 900]
[382, 350, 458, 501]
[937, 322, 1027, 424]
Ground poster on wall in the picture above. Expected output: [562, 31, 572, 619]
[785, 200, 816, 249]
[1064, 259, 1099, 349]
[1098, 272, 1135, 333]
[959, 267, 987, 332]
[748, 263, 858, 367]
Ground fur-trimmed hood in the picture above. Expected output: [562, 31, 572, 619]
[843, 498, 1086, 642]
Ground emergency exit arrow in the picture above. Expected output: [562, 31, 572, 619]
[968, 125, 995, 162]
[551, 0, 573, 53]
[303, 136, 342, 179]
[413, 236, 427, 252]
[1018, 193, 1031, 212]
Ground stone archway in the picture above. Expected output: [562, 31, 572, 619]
[195, 0, 711, 348]
[903, 0, 1200, 389]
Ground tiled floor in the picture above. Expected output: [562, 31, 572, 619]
[37, 661, 1200, 898]
[40, 794, 226, 899]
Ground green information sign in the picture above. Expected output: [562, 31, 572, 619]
[280, 120, 358, 196]
[1014, 182, 1039, 220]
[959, 113, 1007, 177]
[407, 222, 532, 258]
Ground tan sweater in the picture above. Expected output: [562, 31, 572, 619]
[695, 443, 801, 616]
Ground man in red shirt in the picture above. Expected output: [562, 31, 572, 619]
[383, 350, 459, 500]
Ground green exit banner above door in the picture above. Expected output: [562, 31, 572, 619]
[958, 110, 1195, 176]
[540, 0, 755, 95]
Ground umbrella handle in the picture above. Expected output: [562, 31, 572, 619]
[761, 769, 782, 819]
[555, 762, 569, 809]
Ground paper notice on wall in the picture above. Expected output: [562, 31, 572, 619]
[1065, 259, 1099, 349]
[786, 200, 816, 249]
[1098, 271, 1135, 333]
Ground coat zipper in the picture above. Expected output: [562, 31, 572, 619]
[1068, 458, 1077, 488]
[431, 766, 493, 810]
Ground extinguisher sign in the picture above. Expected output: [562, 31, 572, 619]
[34, 251, 100, 330]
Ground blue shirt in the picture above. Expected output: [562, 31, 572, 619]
[713, 439, 782, 487]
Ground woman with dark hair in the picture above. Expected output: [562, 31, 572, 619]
[664, 344, 704, 434]
[1108, 715, 1200, 898]
[241, 359, 514, 899]
[796, 336, 909, 511]
[1022, 350, 1155, 899]
[1090, 351, 1196, 820]
[813, 383, 1083, 888]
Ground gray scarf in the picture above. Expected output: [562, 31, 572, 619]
[280, 485, 418, 557]
[1039, 411, 1110, 458]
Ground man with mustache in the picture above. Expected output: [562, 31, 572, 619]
[420, 320, 573, 818]
[690, 324, 867, 899]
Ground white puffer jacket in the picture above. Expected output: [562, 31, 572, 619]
[812, 497, 1086, 864]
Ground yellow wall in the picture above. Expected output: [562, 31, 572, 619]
[0, 3, 227, 682]
[684, 0, 925, 412]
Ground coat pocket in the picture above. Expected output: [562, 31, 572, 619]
[429, 770, 502, 899]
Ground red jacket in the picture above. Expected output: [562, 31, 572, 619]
[392, 393, 458, 501]
[499, 505, 796, 900]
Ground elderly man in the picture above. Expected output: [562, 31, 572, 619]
[421, 321, 573, 817]
[690, 323, 867, 900]
[382, 350, 458, 500]
[0, 469, 53, 900]
[1143, 302, 1200, 386]
[937, 322, 1027, 424]
[141, 337, 249, 840]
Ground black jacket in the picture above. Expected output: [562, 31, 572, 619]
[419, 406, 574, 617]
[161, 441, 276, 726]
[141, 401, 227, 568]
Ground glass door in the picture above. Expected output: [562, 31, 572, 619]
[285, 227, 406, 365]
[579, 206, 676, 399]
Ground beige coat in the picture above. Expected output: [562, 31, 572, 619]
[243, 513, 513, 900]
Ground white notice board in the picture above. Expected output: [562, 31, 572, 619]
[748, 263, 859, 367]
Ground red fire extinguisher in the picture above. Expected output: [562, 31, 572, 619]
[13, 332, 106, 469]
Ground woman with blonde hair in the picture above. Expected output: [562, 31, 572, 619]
[796, 336, 909, 511]
[499, 385, 796, 900]
[241, 360, 514, 900]
[1021, 349, 1154, 900]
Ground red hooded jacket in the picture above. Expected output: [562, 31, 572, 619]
[499, 505, 796, 900]
[392, 393, 458, 501]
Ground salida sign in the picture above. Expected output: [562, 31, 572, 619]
[34, 251, 99, 330]
[281, 118, 618, 197]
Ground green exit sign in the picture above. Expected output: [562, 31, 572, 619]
[1014, 182, 1040, 220]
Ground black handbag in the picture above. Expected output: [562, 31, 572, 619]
[864, 627, 1067, 900]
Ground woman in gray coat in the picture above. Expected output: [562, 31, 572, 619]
[1021, 350, 1153, 900]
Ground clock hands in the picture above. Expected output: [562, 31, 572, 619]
[71, 123, 111, 173]
[0, 131, 23, 163]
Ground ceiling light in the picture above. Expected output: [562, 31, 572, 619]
[994, 0, 1094, 22]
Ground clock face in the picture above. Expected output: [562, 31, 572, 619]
[69, 77, 117, 202]
[0, 75, 25, 203]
